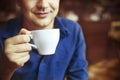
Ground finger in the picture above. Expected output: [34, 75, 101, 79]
[19, 28, 31, 35]
[5, 35, 31, 45]
[17, 53, 30, 63]
[17, 55, 30, 67]
[5, 43, 32, 54]
[8, 52, 30, 67]
[15, 52, 30, 67]
[12, 43, 32, 53]
[6, 52, 29, 60]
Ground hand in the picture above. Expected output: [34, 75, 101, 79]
[3, 28, 32, 69]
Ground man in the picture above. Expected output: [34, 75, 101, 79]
[0, 0, 88, 80]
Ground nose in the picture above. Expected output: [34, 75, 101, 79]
[36, 0, 48, 9]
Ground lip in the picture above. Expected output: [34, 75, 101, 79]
[34, 12, 50, 18]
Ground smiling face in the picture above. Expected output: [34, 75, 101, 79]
[18, 0, 60, 30]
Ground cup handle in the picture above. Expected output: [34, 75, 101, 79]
[27, 34, 37, 49]
[27, 34, 33, 39]
[29, 43, 37, 49]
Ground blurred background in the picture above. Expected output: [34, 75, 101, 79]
[0, 0, 120, 80]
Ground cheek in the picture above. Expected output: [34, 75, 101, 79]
[21, 1, 36, 11]
[50, 0, 60, 9]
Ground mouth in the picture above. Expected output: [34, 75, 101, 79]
[34, 11, 50, 18]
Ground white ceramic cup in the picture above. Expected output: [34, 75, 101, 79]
[29, 29, 60, 55]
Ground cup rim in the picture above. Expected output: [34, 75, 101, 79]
[31, 28, 59, 32]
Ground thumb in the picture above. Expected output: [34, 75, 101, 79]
[19, 28, 31, 35]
